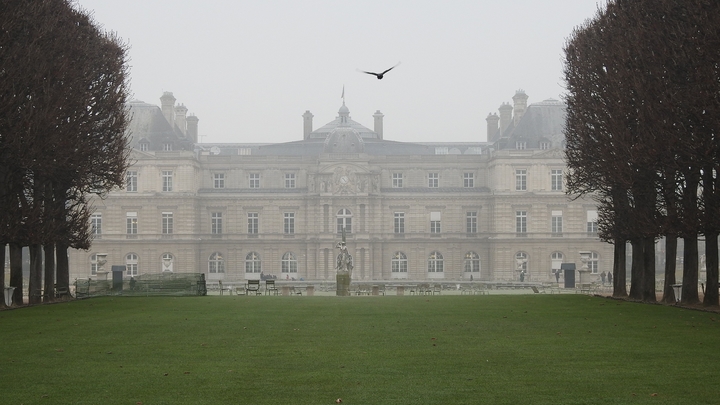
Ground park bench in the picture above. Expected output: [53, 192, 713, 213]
[576, 283, 592, 294]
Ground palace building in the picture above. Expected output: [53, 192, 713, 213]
[68, 90, 610, 283]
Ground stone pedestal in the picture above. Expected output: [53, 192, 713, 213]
[336, 272, 351, 296]
[306, 285, 315, 296]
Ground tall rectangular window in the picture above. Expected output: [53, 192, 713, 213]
[126, 171, 137, 192]
[211, 212, 223, 234]
[428, 172, 439, 188]
[515, 169, 527, 191]
[162, 170, 173, 192]
[394, 212, 405, 234]
[430, 211, 441, 234]
[162, 212, 173, 234]
[515, 210, 527, 234]
[284, 212, 295, 234]
[126, 212, 138, 236]
[551, 169, 563, 191]
[466, 211, 477, 234]
[162, 143, 172, 151]
[392, 173, 403, 188]
[337, 208, 352, 234]
[516, 142, 526, 150]
[248, 212, 259, 234]
[587, 210, 598, 233]
[91, 213, 102, 236]
[463, 172, 474, 188]
[249, 173, 260, 188]
[285, 173, 296, 189]
[214, 173, 225, 189]
[551, 210, 563, 234]
[140, 143, 148, 152]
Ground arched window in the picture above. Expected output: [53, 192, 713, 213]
[551, 252, 563, 272]
[161, 253, 174, 272]
[245, 252, 262, 273]
[281, 252, 297, 273]
[515, 252, 528, 272]
[464, 252, 480, 273]
[337, 208, 352, 234]
[589, 252, 599, 274]
[391, 252, 408, 273]
[90, 254, 99, 276]
[125, 253, 139, 276]
[209, 252, 225, 274]
[428, 251, 444, 273]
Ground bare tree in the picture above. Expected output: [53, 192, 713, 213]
[0, 0, 130, 304]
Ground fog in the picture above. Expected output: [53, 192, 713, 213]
[77, 0, 606, 144]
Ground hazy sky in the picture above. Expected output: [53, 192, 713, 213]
[77, 0, 604, 144]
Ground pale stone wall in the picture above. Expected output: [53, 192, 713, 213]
[68, 148, 611, 284]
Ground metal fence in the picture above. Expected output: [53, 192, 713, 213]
[74, 273, 207, 298]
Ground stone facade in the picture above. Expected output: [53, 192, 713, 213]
[68, 92, 611, 283]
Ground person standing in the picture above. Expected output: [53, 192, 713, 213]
[600, 271, 606, 285]
[607, 271, 613, 286]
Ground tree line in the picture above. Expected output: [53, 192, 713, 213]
[563, 0, 720, 306]
[0, 0, 131, 306]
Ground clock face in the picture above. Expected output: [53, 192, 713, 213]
[340, 176, 349, 184]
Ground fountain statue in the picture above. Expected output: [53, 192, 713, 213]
[335, 227, 353, 296]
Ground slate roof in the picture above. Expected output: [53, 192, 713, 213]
[494, 99, 566, 150]
[308, 103, 379, 139]
[127, 100, 194, 151]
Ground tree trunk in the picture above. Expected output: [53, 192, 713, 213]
[0, 243, 5, 308]
[629, 238, 644, 300]
[43, 244, 55, 302]
[56, 242, 70, 295]
[28, 244, 42, 305]
[703, 232, 719, 307]
[642, 236, 656, 302]
[682, 234, 700, 304]
[613, 238, 628, 297]
[9, 243, 23, 305]
[662, 235, 678, 303]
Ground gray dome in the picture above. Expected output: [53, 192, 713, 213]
[323, 126, 365, 153]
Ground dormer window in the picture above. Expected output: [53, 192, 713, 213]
[540, 142, 550, 150]
[163, 143, 172, 151]
[516, 142, 527, 150]
[140, 142, 149, 152]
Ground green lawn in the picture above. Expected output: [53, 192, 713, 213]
[1, 295, 718, 405]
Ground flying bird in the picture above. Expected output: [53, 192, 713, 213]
[357, 62, 401, 80]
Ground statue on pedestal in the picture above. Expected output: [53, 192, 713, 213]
[335, 228, 353, 296]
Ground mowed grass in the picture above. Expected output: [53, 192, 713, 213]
[1, 295, 719, 405]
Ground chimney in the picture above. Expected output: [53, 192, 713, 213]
[160, 92, 176, 126]
[174, 104, 188, 135]
[498, 102, 513, 134]
[373, 110, 384, 140]
[512, 89, 529, 125]
[486, 113, 499, 142]
[303, 110, 314, 140]
[186, 114, 199, 143]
